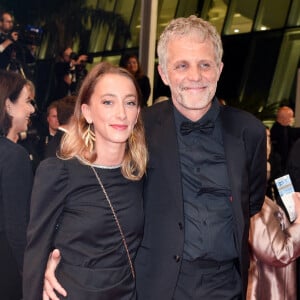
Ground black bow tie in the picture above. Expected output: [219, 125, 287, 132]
[180, 121, 214, 136]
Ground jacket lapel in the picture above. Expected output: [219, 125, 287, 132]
[220, 106, 246, 240]
[148, 101, 184, 213]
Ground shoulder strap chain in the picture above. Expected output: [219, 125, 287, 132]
[90, 166, 135, 279]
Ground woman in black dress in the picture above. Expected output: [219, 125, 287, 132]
[23, 62, 148, 300]
[0, 70, 35, 300]
[120, 54, 151, 107]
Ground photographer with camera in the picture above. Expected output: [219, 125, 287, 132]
[0, 12, 25, 75]
[54, 47, 90, 99]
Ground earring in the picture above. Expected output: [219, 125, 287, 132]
[83, 123, 96, 152]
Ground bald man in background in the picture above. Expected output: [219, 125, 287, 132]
[270, 106, 300, 171]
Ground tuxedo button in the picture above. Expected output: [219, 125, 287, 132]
[174, 255, 181, 262]
[178, 222, 183, 230]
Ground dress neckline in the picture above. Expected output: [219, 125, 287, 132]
[75, 155, 121, 169]
[91, 163, 121, 169]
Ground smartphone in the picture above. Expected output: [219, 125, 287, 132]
[274, 174, 296, 222]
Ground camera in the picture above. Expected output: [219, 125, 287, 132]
[7, 24, 20, 41]
[70, 52, 94, 64]
[11, 24, 43, 46]
[69, 52, 79, 61]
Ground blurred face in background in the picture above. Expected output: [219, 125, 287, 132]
[277, 106, 294, 126]
[47, 107, 59, 133]
[6, 85, 35, 135]
[0, 13, 14, 34]
[62, 47, 72, 63]
[126, 57, 139, 75]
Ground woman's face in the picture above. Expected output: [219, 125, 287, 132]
[8, 85, 35, 133]
[126, 57, 139, 74]
[82, 73, 140, 150]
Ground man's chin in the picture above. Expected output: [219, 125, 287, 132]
[177, 99, 212, 111]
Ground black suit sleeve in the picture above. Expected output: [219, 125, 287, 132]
[247, 121, 267, 216]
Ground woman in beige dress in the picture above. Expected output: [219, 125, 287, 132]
[247, 193, 300, 300]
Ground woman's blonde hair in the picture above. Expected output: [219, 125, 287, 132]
[59, 61, 148, 180]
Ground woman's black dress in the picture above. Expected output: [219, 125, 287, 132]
[0, 137, 33, 300]
[23, 157, 144, 300]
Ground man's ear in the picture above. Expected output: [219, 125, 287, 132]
[158, 65, 169, 86]
[217, 62, 224, 81]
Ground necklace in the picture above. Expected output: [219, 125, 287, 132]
[90, 166, 135, 279]
[91, 163, 121, 169]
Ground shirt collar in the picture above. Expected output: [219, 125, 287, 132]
[173, 97, 221, 132]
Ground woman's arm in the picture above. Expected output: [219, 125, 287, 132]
[2, 145, 33, 272]
[249, 194, 300, 267]
[23, 158, 68, 300]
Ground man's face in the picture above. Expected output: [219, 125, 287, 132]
[277, 108, 295, 126]
[63, 48, 73, 63]
[282, 111, 294, 126]
[158, 32, 223, 121]
[1, 13, 14, 34]
[47, 107, 59, 132]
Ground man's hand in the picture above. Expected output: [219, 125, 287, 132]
[43, 249, 67, 300]
[10, 31, 18, 42]
[76, 54, 88, 64]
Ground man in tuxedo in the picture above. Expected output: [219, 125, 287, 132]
[271, 106, 300, 172]
[43, 95, 75, 158]
[42, 16, 266, 300]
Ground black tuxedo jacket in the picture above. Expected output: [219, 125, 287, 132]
[136, 100, 267, 299]
[44, 129, 64, 159]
